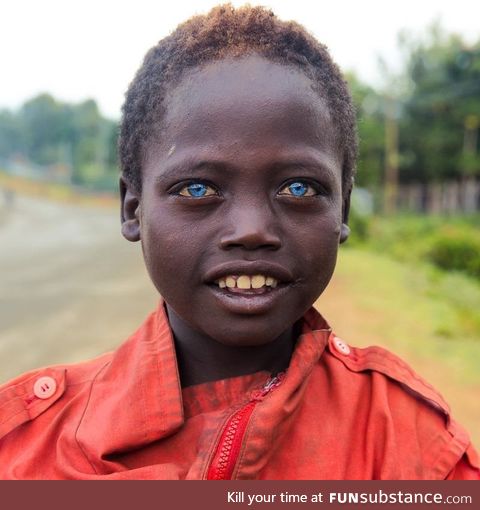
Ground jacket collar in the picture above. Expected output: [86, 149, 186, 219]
[76, 301, 332, 471]
[76, 302, 184, 469]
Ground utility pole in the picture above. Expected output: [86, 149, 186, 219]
[384, 95, 399, 214]
[462, 114, 478, 213]
[463, 114, 478, 169]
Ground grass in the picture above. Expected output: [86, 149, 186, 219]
[316, 246, 480, 447]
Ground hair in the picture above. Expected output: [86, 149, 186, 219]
[119, 3, 357, 198]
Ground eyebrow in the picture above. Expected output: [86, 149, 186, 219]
[270, 158, 338, 180]
[153, 152, 339, 184]
[153, 160, 227, 185]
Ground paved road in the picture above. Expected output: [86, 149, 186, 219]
[0, 194, 158, 383]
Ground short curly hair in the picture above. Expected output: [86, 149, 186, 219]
[119, 4, 357, 198]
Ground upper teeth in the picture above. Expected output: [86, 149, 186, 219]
[216, 275, 278, 289]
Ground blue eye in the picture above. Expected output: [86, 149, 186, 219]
[279, 181, 317, 197]
[178, 182, 217, 198]
[289, 182, 308, 196]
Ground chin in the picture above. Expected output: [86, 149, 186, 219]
[204, 321, 290, 348]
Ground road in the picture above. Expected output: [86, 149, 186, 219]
[0, 193, 158, 382]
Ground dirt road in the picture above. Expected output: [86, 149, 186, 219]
[0, 194, 158, 382]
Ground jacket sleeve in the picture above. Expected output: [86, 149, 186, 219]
[446, 444, 480, 480]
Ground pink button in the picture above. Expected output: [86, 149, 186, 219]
[333, 337, 350, 356]
[33, 376, 57, 399]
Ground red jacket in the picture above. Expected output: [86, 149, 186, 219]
[0, 303, 478, 479]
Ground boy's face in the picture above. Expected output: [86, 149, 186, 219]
[122, 55, 349, 347]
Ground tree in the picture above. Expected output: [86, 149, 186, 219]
[346, 73, 385, 190]
[20, 94, 76, 166]
[399, 25, 480, 183]
[0, 109, 24, 158]
[0, 94, 118, 188]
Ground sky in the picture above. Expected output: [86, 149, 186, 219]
[1, 0, 479, 119]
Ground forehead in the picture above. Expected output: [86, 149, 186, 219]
[146, 55, 342, 176]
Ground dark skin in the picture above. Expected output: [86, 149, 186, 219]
[121, 55, 350, 387]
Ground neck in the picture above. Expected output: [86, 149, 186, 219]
[166, 305, 298, 388]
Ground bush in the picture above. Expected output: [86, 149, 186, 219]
[346, 188, 375, 245]
[358, 214, 480, 282]
[427, 227, 480, 279]
[347, 206, 370, 244]
[366, 215, 437, 261]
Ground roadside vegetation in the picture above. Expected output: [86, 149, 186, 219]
[317, 233, 480, 447]
[349, 209, 480, 281]
[347, 207, 480, 349]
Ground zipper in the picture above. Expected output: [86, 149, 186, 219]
[206, 374, 283, 480]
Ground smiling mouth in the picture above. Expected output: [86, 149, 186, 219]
[213, 274, 279, 295]
[204, 263, 293, 313]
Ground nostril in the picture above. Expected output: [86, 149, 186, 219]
[219, 234, 281, 251]
[219, 207, 282, 250]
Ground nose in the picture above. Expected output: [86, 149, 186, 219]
[219, 202, 282, 251]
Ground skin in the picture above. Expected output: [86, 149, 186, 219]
[121, 55, 350, 387]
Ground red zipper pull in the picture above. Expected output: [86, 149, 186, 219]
[255, 374, 283, 399]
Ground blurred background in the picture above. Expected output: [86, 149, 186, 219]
[0, 0, 479, 447]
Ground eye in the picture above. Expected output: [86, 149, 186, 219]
[178, 182, 218, 198]
[278, 181, 318, 197]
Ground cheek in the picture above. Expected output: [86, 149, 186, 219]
[294, 211, 341, 262]
[139, 206, 215, 292]
[292, 214, 341, 298]
[139, 212, 187, 290]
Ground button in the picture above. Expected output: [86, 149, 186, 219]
[333, 337, 350, 356]
[33, 376, 57, 399]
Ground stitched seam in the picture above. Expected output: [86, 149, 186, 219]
[0, 376, 107, 428]
[329, 347, 449, 409]
[0, 372, 66, 426]
[351, 349, 438, 390]
[73, 361, 111, 475]
[0, 405, 26, 426]
[0, 368, 104, 415]
[0, 410, 30, 441]
[430, 429, 469, 479]
[157, 302, 184, 439]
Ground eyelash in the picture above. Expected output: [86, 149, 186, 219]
[177, 182, 218, 198]
[171, 179, 324, 199]
[277, 180, 321, 197]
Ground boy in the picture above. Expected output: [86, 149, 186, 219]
[0, 4, 478, 479]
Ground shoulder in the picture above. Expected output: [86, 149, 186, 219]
[0, 307, 162, 443]
[327, 335, 449, 413]
[0, 352, 112, 441]
[322, 332, 480, 478]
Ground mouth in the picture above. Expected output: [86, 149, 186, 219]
[204, 263, 294, 314]
[214, 274, 279, 294]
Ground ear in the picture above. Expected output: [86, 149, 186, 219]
[339, 188, 351, 244]
[120, 176, 141, 242]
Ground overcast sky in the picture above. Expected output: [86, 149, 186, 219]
[1, 0, 479, 118]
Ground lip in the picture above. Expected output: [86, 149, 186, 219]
[203, 261, 294, 284]
[208, 282, 291, 315]
[204, 261, 295, 316]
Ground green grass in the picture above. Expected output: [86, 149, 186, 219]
[318, 246, 480, 446]
[322, 247, 480, 385]
[341, 212, 480, 386]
